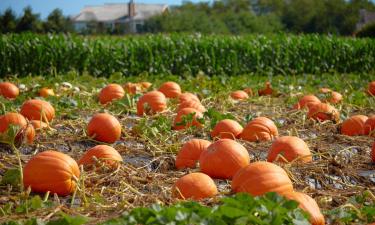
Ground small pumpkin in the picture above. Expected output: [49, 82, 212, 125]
[243, 88, 253, 96]
[211, 119, 243, 140]
[20, 99, 55, 122]
[293, 95, 321, 110]
[30, 120, 48, 130]
[175, 139, 211, 169]
[230, 90, 249, 100]
[327, 91, 343, 104]
[179, 92, 200, 104]
[364, 115, 375, 136]
[341, 115, 368, 136]
[0, 82, 19, 99]
[23, 150, 80, 196]
[367, 81, 375, 96]
[282, 191, 325, 225]
[99, 84, 125, 104]
[78, 145, 123, 168]
[124, 82, 138, 94]
[172, 172, 218, 200]
[158, 81, 181, 98]
[139, 81, 152, 90]
[173, 108, 203, 130]
[258, 81, 273, 96]
[307, 103, 340, 122]
[199, 139, 250, 179]
[87, 113, 121, 143]
[240, 117, 278, 142]
[137, 91, 167, 116]
[39, 88, 55, 98]
[231, 161, 294, 196]
[0, 112, 35, 144]
[267, 136, 312, 163]
[178, 99, 206, 113]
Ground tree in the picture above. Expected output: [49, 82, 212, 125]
[16, 6, 42, 33]
[43, 8, 71, 33]
[0, 8, 17, 33]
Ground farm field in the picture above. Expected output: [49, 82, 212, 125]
[0, 72, 374, 224]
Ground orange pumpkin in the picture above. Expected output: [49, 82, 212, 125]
[172, 172, 218, 200]
[307, 103, 340, 122]
[372, 142, 375, 163]
[137, 91, 167, 116]
[199, 139, 250, 179]
[175, 139, 211, 169]
[282, 191, 325, 225]
[0, 112, 35, 144]
[139, 81, 152, 89]
[258, 81, 273, 96]
[39, 88, 55, 98]
[211, 119, 243, 140]
[293, 95, 321, 110]
[30, 120, 48, 130]
[173, 108, 203, 130]
[20, 99, 55, 122]
[267, 136, 312, 163]
[231, 161, 294, 196]
[87, 113, 121, 143]
[124, 82, 138, 94]
[0, 82, 19, 99]
[178, 99, 206, 113]
[99, 84, 125, 104]
[240, 117, 278, 142]
[341, 115, 368, 136]
[23, 150, 80, 196]
[158, 81, 181, 98]
[367, 81, 375, 96]
[364, 115, 375, 136]
[243, 88, 253, 96]
[230, 90, 249, 100]
[179, 92, 200, 104]
[78, 145, 123, 168]
[328, 91, 343, 104]
[319, 87, 332, 93]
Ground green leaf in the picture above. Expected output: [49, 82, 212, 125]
[1, 168, 21, 187]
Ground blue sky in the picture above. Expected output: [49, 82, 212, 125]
[0, 0, 206, 19]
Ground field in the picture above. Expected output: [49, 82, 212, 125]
[0, 72, 374, 224]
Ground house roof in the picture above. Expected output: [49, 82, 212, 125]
[73, 3, 168, 22]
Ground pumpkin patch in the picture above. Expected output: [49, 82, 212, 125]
[172, 172, 218, 200]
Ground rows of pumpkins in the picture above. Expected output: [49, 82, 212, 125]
[1, 80, 375, 225]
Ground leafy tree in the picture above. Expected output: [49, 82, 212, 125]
[0, 8, 17, 33]
[16, 6, 42, 33]
[43, 8, 72, 33]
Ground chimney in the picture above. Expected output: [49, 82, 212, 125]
[129, 0, 135, 18]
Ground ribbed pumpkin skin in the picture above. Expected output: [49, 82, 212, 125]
[307, 103, 339, 122]
[175, 139, 211, 169]
[172, 172, 218, 200]
[211, 119, 243, 140]
[173, 108, 203, 130]
[20, 99, 55, 122]
[99, 84, 125, 104]
[23, 151, 80, 196]
[30, 120, 48, 130]
[158, 81, 181, 98]
[293, 95, 321, 110]
[282, 192, 325, 225]
[258, 82, 273, 96]
[240, 117, 278, 142]
[267, 136, 312, 163]
[87, 113, 121, 143]
[341, 115, 368, 136]
[136, 91, 167, 116]
[0, 82, 19, 99]
[199, 139, 250, 179]
[230, 90, 249, 100]
[178, 100, 206, 113]
[365, 115, 375, 136]
[367, 81, 375, 96]
[0, 112, 35, 144]
[78, 145, 123, 167]
[231, 161, 294, 196]
[39, 88, 55, 98]
[179, 92, 200, 104]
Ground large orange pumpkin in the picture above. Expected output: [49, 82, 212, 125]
[367, 81, 375, 96]
[30, 120, 48, 130]
[78, 145, 123, 168]
[158, 81, 181, 98]
[39, 88, 55, 98]
[267, 136, 312, 163]
[0, 82, 19, 99]
[282, 191, 325, 225]
[87, 113, 121, 143]
[178, 99, 206, 113]
[173, 108, 203, 130]
[258, 81, 273, 96]
[199, 139, 250, 179]
[137, 91, 167, 116]
[20, 99, 55, 122]
[99, 84, 125, 104]
[231, 161, 294, 196]
[365, 115, 375, 136]
[341, 115, 368, 136]
[211, 119, 243, 140]
[240, 117, 278, 142]
[307, 103, 340, 122]
[175, 139, 211, 169]
[230, 90, 249, 100]
[293, 95, 321, 110]
[172, 172, 218, 200]
[179, 92, 200, 104]
[0, 112, 35, 144]
[23, 150, 80, 196]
